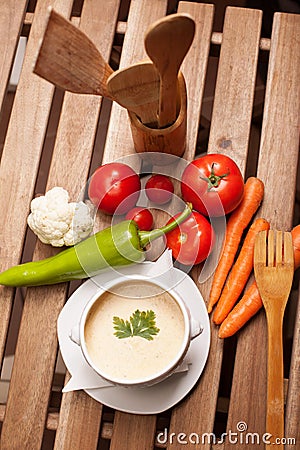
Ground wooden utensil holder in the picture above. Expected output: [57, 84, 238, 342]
[128, 72, 187, 160]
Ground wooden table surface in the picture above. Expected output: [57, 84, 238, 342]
[0, 1, 299, 449]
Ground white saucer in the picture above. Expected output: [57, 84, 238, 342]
[57, 262, 210, 415]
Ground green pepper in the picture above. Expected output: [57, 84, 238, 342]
[0, 203, 192, 287]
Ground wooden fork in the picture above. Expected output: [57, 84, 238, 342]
[254, 230, 294, 448]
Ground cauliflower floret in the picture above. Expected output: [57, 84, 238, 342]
[27, 187, 94, 247]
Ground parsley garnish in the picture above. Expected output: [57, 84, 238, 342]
[113, 309, 160, 341]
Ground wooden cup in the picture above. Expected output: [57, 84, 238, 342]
[128, 72, 187, 162]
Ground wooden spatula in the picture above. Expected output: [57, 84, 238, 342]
[254, 230, 294, 448]
[144, 13, 195, 128]
[33, 8, 113, 99]
[106, 61, 160, 126]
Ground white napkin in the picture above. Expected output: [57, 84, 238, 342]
[62, 357, 192, 392]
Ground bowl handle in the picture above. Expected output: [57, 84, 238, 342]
[69, 324, 80, 345]
[191, 318, 203, 340]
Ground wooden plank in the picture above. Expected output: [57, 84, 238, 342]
[167, 7, 262, 450]
[52, 7, 120, 446]
[54, 374, 102, 450]
[0, 1, 120, 449]
[207, 7, 263, 174]
[111, 414, 157, 450]
[225, 12, 300, 449]
[286, 288, 300, 448]
[178, 2, 215, 162]
[102, 0, 168, 165]
[0, 0, 28, 106]
[0, 0, 72, 368]
[102, 1, 169, 449]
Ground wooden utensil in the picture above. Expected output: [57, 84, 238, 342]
[144, 13, 195, 128]
[107, 61, 160, 126]
[33, 8, 113, 98]
[254, 230, 294, 448]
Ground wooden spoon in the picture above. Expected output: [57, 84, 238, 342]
[144, 13, 195, 128]
[106, 61, 160, 126]
[33, 8, 113, 99]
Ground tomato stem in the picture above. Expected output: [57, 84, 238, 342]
[200, 162, 229, 191]
[138, 203, 192, 248]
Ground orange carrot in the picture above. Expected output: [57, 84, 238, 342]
[218, 281, 262, 338]
[207, 177, 264, 313]
[213, 218, 270, 325]
[218, 223, 300, 338]
[291, 224, 300, 269]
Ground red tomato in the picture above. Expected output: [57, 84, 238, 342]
[125, 207, 154, 231]
[165, 211, 215, 265]
[181, 154, 244, 216]
[145, 174, 174, 205]
[88, 162, 141, 215]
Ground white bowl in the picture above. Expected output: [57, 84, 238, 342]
[70, 274, 203, 387]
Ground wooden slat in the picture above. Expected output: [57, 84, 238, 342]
[0, 0, 28, 106]
[167, 7, 262, 450]
[1, 1, 120, 449]
[54, 374, 103, 450]
[286, 287, 300, 448]
[102, 0, 168, 165]
[49, 4, 120, 450]
[0, 0, 71, 367]
[1, 3, 299, 450]
[111, 414, 157, 450]
[179, 2, 214, 161]
[105, 1, 169, 449]
[207, 7, 262, 174]
[225, 12, 300, 449]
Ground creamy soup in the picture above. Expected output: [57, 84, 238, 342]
[84, 281, 186, 382]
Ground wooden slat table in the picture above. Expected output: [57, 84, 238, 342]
[0, 2, 299, 449]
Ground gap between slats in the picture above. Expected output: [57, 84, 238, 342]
[0, 1, 119, 449]
[23, 12, 272, 50]
[1, 3, 298, 450]
[0, 375, 290, 435]
[225, 11, 300, 449]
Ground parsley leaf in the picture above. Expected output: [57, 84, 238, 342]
[113, 309, 160, 341]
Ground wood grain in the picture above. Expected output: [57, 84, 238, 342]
[254, 231, 294, 448]
[102, 0, 168, 164]
[101, 1, 168, 449]
[110, 414, 157, 450]
[0, 1, 119, 449]
[285, 286, 300, 448]
[144, 13, 195, 128]
[207, 7, 262, 174]
[0, 0, 72, 372]
[0, 0, 28, 105]
[54, 373, 103, 450]
[34, 9, 114, 97]
[106, 61, 160, 125]
[167, 8, 262, 450]
[179, 1, 215, 162]
[225, 12, 300, 449]
[1, 3, 300, 450]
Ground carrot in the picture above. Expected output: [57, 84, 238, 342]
[213, 218, 270, 325]
[207, 177, 264, 313]
[291, 224, 300, 269]
[218, 223, 300, 338]
[218, 281, 262, 338]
